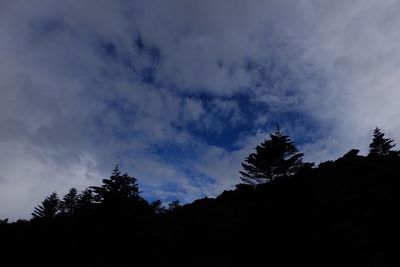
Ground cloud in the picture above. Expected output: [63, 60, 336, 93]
[280, 1, 400, 159]
[1, 0, 400, 219]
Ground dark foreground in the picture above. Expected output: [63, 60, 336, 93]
[2, 151, 400, 266]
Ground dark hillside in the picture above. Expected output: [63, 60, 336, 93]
[157, 151, 400, 266]
[2, 151, 400, 266]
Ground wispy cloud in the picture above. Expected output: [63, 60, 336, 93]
[1, 0, 400, 219]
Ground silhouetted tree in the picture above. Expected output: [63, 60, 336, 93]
[92, 166, 140, 203]
[91, 166, 147, 216]
[0, 218, 8, 224]
[369, 128, 399, 156]
[168, 199, 181, 211]
[31, 192, 60, 220]
[151, 200, 166, 214]
[60, 188, 79, 216]
[77, 188, 96, 213]
[240, 127, 306, 184]
[8, 142, 400, 266]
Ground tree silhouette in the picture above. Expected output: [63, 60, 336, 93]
[60, 188, 79, 216]
[31, 192, 60, 220]
[91, 166, 146, 216]
[92, 166, 140, 203]
[8, 129, 400, 266]
[151, 199, 166, 214]
[369, 128, 399, 156]
[168, 199, 181, 211]
[240, 127, 305, 184]
[77, 188, 96, 214]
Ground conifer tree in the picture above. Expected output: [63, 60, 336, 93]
[92, 166, 140, 203]
[31, 192, 60, 220]
[77, 188, 96, 213]
[240, 127, 306, 184]
[369, 128, 399, 156]
[60, 188, 79, 215]
[91, 166, 146, 216]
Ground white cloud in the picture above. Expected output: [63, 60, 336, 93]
[2, 0, 400, 219]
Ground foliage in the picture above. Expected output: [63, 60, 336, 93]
[77, 188, 96, 213]
[31, 192, 60, 220]
[89, 165, 150, 218]
[151, 200, 166, 214]
[91, 166, 140, 204]
[60, 188, 79, 216]
[369, 127, 399, 156]
[168, 199, 181, 211]
[240, 127, 307, 184]
[12, 128, 400, 266]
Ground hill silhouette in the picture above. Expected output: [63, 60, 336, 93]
[2, 131, 400, 266]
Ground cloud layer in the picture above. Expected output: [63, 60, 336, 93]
[1, 0, 400, 219]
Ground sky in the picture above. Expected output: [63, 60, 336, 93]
[1, 0, 400, 220]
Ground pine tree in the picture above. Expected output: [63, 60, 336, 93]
[91, 166, 145, 216]
[31, 192, 60, 220]
[92, 166, 140, 203]
[76, 188, 96, 215]
[60, 188, 79, 216]
[369, 128, 399, 156]
[240, 127, 306, 185]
